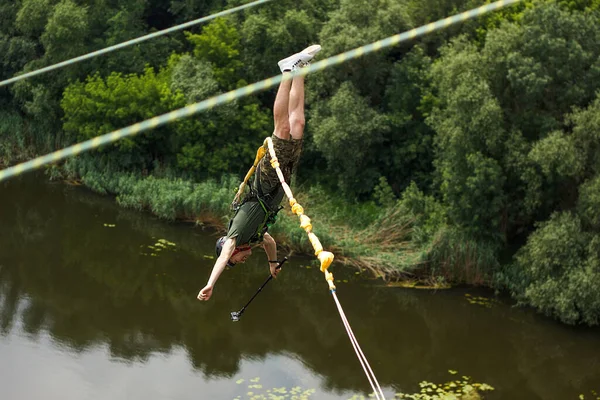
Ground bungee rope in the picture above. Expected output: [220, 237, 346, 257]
[262, 137, 335, 284]
[333, 293, 385, 400]
[0, 0, 522, 184]
[235, 137, 385, 399]
[0, 0, 273, 87]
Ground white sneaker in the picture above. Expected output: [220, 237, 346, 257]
[277, 44, 321, 73]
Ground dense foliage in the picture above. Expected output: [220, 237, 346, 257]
[1, 0, 600, 325]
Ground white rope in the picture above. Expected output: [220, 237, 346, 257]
[0, 0, 273, 87]
[332, 291, 386, 399]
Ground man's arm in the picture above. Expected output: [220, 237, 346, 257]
[262, 232, 280, 278]
[197, 237, 236, 301]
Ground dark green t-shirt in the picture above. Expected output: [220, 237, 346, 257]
[226, 201, 266, 246]
[227, 134, 301, 245]
[226, 179, 284, 246]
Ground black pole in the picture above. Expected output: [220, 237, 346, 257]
[230, 257, 288, 321]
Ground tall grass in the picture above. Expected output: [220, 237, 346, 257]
[66, 157, 237, 225]
[0, 111, 61, 168]
[420, 227, 501, 285]
[0, 112, 30, 167]
[61, 159, 500, 285]
[272, 192, 501, 284]
[66, 161, 417, 273]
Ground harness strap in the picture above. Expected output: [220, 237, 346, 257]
[236, 162, 283, 244]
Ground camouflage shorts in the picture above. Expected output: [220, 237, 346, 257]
[256, 134, 303, 195]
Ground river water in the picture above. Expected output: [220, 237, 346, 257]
[1, 174, 599, 400]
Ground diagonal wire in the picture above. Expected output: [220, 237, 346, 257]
[0, 0, 273, 87]
[0, 0, 523, 183]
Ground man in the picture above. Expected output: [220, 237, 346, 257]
[197, 44, 321, 301]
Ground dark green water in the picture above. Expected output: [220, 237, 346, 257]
[1, 174, 599, 400]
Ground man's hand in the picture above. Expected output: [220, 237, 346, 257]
[269, 262, 281, 278]
[196, 237, 236, 302]
[197, 285, 213, 301]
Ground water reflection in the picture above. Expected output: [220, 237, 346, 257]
[1, 174, 599, 400]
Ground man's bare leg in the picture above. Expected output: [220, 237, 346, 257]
[275, 45, 319, 141]
[288, 74, 305, 140]
[273, 73, 292, 140]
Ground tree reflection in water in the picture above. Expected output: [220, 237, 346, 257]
[1, 174, 599, 399]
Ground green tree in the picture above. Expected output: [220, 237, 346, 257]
[510, 212, 600, 325]
[240, 9, 319, 82]
[577, 175, 600, 230]
[570, 93, 600, 179]
[9, 0, 90, 142]
[61, 66, 186, 170]
[312, 0, 410, 101]
[427, 38, 508, 239]
[503, 86, 600, 326]
[382, 46, 435, 193]
[85, 1, 182, 76]
[0, 35, 38, 81]
[571, 94, 600, 230]
[169, 54, 219, 103]
[558, 0, 600, 11]
[168, 24, 272, 178]
[41, 0, 89, 63]
[0, 1, 20, 35]
[529, 131, 584, 180]
[482, 2, 600, 139]
[425, 3, 600, 242]
[311, 81, 390, 196]
[186, 18, 243, 89]
[169, 0, 227, 23]
[15, 0, 55, 38]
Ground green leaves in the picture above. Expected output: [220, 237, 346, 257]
[311, 81, 389, 196]
[570, 93, 600, 177]
[41, 0, 89, 63]
[529, 131, 584, 179]
[240, 9, 318, 81]
[512, 97, 600, 275]
[485, 2, 600, 137]
[577, 175, 600, 229]
[428, 38, 508, 238]
[169, 54, 219, 103]
[0, 35, 37, 80]
[61, 65, 186, 169]
[186, 18, 243, 89]
[512, 212, 600, 325]
[15, 0, 54, 38]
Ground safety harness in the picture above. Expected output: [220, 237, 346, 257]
[234, 162, 283, 245]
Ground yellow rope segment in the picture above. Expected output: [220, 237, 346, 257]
[231, 141, 267, 209]
[234, 137, 336, 291]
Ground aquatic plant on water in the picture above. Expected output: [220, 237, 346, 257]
[231, 371, 496, 400]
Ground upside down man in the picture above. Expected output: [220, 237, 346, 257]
[197, 44, 321, 301]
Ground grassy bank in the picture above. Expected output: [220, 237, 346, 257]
[0, 112, 32, 168]
[57, 160, 499, 287]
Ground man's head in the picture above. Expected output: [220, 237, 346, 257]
[215, 236, 252, 266]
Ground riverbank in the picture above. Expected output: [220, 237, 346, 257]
[56, 163, 495, 288]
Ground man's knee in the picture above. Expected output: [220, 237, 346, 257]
[274, 120, 291, 139]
